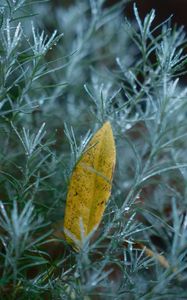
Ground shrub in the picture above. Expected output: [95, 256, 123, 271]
[0, 1, 187, 299]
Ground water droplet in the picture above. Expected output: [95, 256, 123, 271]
[124, 206, 130, 212]
[125, 123, 131, 130]
[91, 281, 96, 286]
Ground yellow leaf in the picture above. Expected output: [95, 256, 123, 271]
[64, 121, 116, 250]
[137, 242, 170, 268]
[124, 241, 170, 269]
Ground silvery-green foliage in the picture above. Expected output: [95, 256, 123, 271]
[0, 1, 187, 299]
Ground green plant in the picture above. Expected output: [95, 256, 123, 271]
[0, 0, 187, 299]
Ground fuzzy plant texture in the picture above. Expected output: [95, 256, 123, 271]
[1, 0, 187, 299]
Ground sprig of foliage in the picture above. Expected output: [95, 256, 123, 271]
[0, 0, 187, 299]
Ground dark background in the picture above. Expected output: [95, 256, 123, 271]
[125, 0, 187, 29]
[53, 0, 187, 29]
